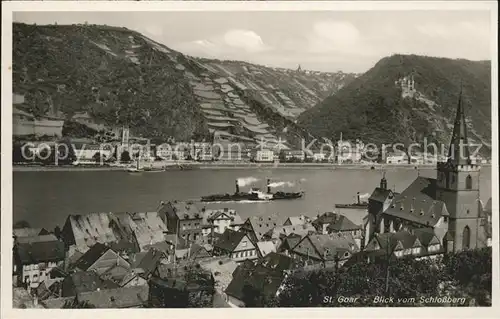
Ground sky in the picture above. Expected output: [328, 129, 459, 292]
[13, 10, 491, 73]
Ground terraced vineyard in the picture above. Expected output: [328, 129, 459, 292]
[13, 23, 355, 148]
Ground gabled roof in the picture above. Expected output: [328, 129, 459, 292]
[15, 238, 65, 265]
[369, 187, 393, 203]
[76, 285, 149, 308]
[284, 215, 310, 225]
[73, 243, 109, 271]
[62, 271, 119, 297]
[413, 228, 440, 247]
[371, 231, 422, 252]
[100, 264, 131, 284]
[13, 228, 49, 238]
[188, 243, 212, 260]
[130, 248, 164, 278]
[326, 215, 362, 232]
[127, 212, 167, 250]
[245, 213, 287, 240]
[258, 252, 296, 272]
[264, 223, 315, 240]
[256, 241, 276, 257]
[16, 234, 58, 244]
[159, 201, 203, 220]
[382, 177, 448, 227]
[225, 264, 284, 302]
[280, 234, 302, 251]
[213, 229, 248, 252]
[294, 234, 356, 261]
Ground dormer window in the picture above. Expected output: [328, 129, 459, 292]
[444, 216, 448, 223]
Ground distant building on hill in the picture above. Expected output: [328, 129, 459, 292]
[363, 89, 490, 253]
[12, 93, 65, 138]
[396, 74, 416, 98]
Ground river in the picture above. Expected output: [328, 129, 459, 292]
[13, 167, 492, 230]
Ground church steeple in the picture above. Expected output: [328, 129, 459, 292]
[380, 172, 388, 190]
[448, 86, 471, 165]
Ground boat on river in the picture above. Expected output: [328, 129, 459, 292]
[201, 179, 304, 202]
[335, 192, 368, 209]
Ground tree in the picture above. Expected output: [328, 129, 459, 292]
[276, 250, 492, 307]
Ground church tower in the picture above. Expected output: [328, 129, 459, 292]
[436, 87, 482, 252]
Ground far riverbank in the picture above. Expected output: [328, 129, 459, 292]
[14, 162, 491, 172]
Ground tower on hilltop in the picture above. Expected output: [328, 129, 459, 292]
[436, 86, 483, 252]
[401, 74, 416, 98]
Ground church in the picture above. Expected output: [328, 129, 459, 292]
[363, 89, 490, 257]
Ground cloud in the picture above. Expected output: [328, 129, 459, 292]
[306, 20, 374, 56]
[415, 23, 451, 38]
[172, 29, 271, 58]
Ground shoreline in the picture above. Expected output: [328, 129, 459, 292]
[13, 162, 491, 172]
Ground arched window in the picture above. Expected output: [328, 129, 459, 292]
[462, 226, 471, 250]
[466, 175, 472, 189]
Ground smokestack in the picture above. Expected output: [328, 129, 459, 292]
[357, 192, 360, 204]
[267, 179, 271, 194]
[235, 180, 240, 194]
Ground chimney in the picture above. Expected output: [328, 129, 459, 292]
[267, 179, 271, 194]
[235, 180, 240, 193]
[357, 192, 360, 204]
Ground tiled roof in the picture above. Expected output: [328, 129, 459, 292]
[188, 243, 212, 260]
[128, 212, 168, 250]
[130, 248, 164, 278]
[372, 231, 421, 252]
[295, 234, 356, 261]
[15, 238, 65, 265]
[76, 285, 149, 308]
[160, 201, 203, 220]
[312, 212, 341, 226]
[100, 264, 130, 284]
[16, 234, 58, 244]
[13, 228, 48, 238]
[41, 297, 76, 309]
[280, 234, 302, 251]
[285, 216, 310, 225]
[66, 212, 165, 253]
[265, 224, 316, 240]
[66, 213, 121, 249]
[73, 243, 109, 271]
[62, 271, 119, 297]
[246, 213, 287, 240]
[256, 241, 276, 257]
[258, 252, 296, 272]
[382, 177, 448, 227]
[413, 228, 440, 247]
[225, 263, 284, 302]
[213, 229, 247, 252]
[369, 187, 393, 203]
[326, 215, 362, 232]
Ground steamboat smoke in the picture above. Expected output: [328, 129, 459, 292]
[237, 177, 260, 187]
